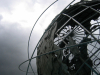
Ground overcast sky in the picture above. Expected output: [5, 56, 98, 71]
[0, 0, 80, 75]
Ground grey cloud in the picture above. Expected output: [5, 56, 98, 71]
[0, 0, 34, 13]
[0, 0, 15, 12]
[0, 18, 39, 75]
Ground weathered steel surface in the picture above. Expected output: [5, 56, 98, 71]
[37, 22, 57, 75]
[37, 22, 62, 75]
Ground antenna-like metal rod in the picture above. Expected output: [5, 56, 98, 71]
[81, 0, 92, 1]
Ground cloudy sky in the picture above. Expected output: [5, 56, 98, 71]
[0, 0, 80, 75]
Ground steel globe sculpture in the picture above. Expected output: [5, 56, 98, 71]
[19, 0, 100, 75]
[36, 0, 100, 75]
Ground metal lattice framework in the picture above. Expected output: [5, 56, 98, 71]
[37, 0, 100, 75]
